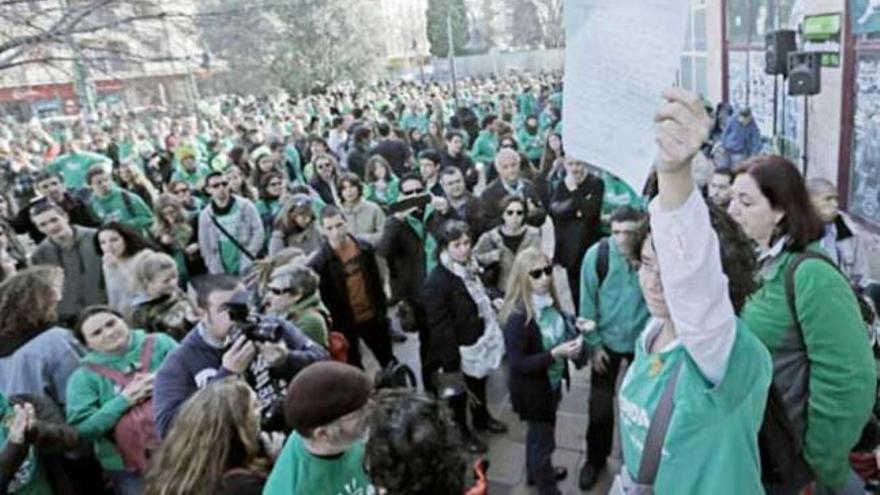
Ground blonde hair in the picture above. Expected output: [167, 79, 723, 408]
[143, 378, 264, 495]
[131, 250, 177, 292]
[499, 248, 561, 324]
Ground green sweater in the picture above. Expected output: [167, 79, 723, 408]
[65, 330, 178, 471]
[579, 239, 650, 354]
[90, 187, 154, 233]
[516, 127, 543, 162]
[287, 292, 330, 347]
[262, 433, 371, 495]
[48, 152, 112, 190]
[741, 243, 877, 489]
[471, 130, 498, 165]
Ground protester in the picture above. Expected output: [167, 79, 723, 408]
[576, 205, 650, 489]
[268, 193, 322, 256]
[198, 171, 265, 276]
[0, 392, 81, 495]
[549, 157, 605, 306]
[66, 306, 179, 495]
[719, 107, 762, 169]
[370, 122, 413, 177]
[30, 199, 107, 326]
[129, 250, 201, 341]
[427, 166, 488, 240]
[150, 193, 206, 285]
[263, 362, 373, 495]
[440, 131, 478, 191]
[86, 165, 154, 234]
[363, 154, 400, 209]
[310, 206, 395, 367]
[255, 171, 286, 245]
[614, 88, 772, 494]
[471, 114, 499, 168]
[47, 138, 112, 191]
[0, 267, 82, 405]
[501, 246, 592, 494]
[11, 170, 101, 243]
[308, 153, 341, 206]
[364, 388, 470, 495]
[264, 263, 330, 347]
[473, 196, 542, 294]
[423, 220, 507, 455]
[95, 221, 154, 315]
[481, 149, 546, 229]
[730, 155, 877, 494]
[143, 378, 279, 495]
[153, 274, 327, 437]
[337, 172, 386, 247]
[417, 149, 444, 196]
[709, 167, 734, 209]
[0, 218, 26, 282]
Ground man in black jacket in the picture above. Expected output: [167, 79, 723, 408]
[309, 205, 395, 369]
[549, 158, 604, 307]
[11, 171, 101, 243]
[480, 149, 546, 229]
[440, 131, 478, 191]
[370, 122, 412, 177]
[426, 166, 488, 240]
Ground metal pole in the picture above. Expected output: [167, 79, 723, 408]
[446, 7, 459, 108]
[802, 95, 809, 176]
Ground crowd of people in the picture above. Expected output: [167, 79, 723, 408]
[0, 71, 878, 495]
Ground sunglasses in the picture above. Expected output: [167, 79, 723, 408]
[402, 188, 424, 195]
[504, 209, 524, 216]
[529, 266, 553, 280]
[268, 181, 283, 187]
[267, 286, 297, 296]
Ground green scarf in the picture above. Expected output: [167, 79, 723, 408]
[404, 211, 437, 274]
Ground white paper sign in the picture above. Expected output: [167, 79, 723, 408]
[562, 0, 692, 190]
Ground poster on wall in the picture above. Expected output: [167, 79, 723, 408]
[851, 0, 880, 34]
[849, 54, 880, 224]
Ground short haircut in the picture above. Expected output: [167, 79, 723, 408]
[713, 168, 734, 181]
[205, 171, 224, 185]
[399, 173, 424, 188]
[438, 166, 462, 181]
[34, 170, 63, 184]
[190, 274, 242, 309]
[481, 114, 497, 129]
[444, 130, 463, 142]
[27, 197, 66, 220]
[609, 206, 645, 224]
[418, 149, 442, 165]
[86, 164, 109, 185]
[377, 122, 391, 137]
[806, 177, 836, 195]
[319, 204, 346, 224]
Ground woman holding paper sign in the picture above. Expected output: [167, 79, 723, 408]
[612, 88, 772, 494]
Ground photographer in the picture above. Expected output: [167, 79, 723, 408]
[153, 274, 328, 438]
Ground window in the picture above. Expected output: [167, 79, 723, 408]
[847, 21, 880, 226]
[680, 0, 708, 96]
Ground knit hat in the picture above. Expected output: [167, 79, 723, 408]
[284, 362, 372, 432]
[174, 144, 197, 162]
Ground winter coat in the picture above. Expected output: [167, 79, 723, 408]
[549, 175, 605, 271]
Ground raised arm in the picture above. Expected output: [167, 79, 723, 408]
[651, 88, 735, 385]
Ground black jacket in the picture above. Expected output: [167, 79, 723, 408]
[309, 177, 337, 206]
[308, 236, 388, 331]
[370, 139, 412, 177]
[504, 310, 569, 422]
[425, 194, 488, 241]
[422, 264, 486, 374]
[480, 178, 547, 229]
[377, 216, 427, 302]
[549, 175, 604, 270]
[12, 192, 101, 243]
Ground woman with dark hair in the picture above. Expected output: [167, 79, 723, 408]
[66, 306, 178, 495]
[611, 88, 772, 495]
[225, 164, 257, 201]
[256, 171, 286, 247]
[423, 220, 508, 455]
[150, 193, 205, 286]
[407, 127, 429, 158]
[269, 194, 322, 256]
[364, 155, 400, 210]
[96, 221, 155, 314]
[308, 153, 340, 206]
[730, 155, 876, 494]
[143, 377, 278, 495]
[338, 172, 386, 247]
[346, 126, 373, 178]
[473, 196, 542, 294]
[536, 133, 564, 204]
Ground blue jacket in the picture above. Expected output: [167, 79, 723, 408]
[153, 318, 328, 437]
[721, 118, 762, 155]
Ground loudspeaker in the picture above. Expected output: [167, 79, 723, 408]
[787, 52, 822, 96]
[765, 30, 797, 76]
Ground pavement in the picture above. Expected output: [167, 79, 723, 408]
[364, 262, 621, 495]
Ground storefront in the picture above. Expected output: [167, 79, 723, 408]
[716, 0, 880, 230]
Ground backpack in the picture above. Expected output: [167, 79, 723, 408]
[596, 238, 610, 286]
[82, 336, 160, 473]
[374, 361, 418, 389]
[758, 251, 875, 484]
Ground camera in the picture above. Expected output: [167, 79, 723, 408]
[223, 291, 283, 344]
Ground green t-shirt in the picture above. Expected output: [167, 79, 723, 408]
[48, 152, 111, 189]
[262, 433, 373, 495]
[215, 201, 243, 275]
[0, 395, 51, 495]
[618, 320, 772, 495]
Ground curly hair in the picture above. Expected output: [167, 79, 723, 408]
[364, 389, 466, 495]
[631, 202, 759, 313]
[143, 377, 265, 495]
[0, 266, 64, 338]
